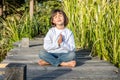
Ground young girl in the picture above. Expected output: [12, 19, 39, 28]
[38, 9, 76, 67]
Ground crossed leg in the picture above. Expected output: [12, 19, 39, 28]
[38, 59, 50, 66]
[38, 59, 76, 67]
[60, 60, 76, 67]
[38, 50, 76, 67]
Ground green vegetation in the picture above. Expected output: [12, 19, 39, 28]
[0, 0, 61, 62]
[63, 0, 120, 67]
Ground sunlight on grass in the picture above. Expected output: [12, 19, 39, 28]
[63, 0, 120, 67]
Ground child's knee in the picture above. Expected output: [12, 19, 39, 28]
[67, 52, 76, 59]
[39, 50, 47, 58]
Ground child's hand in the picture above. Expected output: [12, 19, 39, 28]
[58, 34, 63, 46]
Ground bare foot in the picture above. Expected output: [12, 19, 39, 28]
[60, 60, 76, 67]
[38, 59, 50, 66]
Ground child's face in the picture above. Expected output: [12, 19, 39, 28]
[52, 12, 64, 26]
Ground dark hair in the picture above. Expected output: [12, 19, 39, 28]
[50, 9, 69, 27]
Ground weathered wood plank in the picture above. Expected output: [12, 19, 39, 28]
[8, 46, 43, 53]
[7, 51, 40, 56]
[0, 68, 5, 79]
[4, 63, 27, 80]
[2, 59, 116, 65]
[27, 69, 118, 76]
[5, 56, 92, 62]
[118, 68, 120, 80]
[13, 38, 43, 48]
[6, 55, 39, 60]
[25, 63, 118, 71]
[0, 63, 8, 68]
[27, 66, 117, 71]
[2, 60, 37, 64]
[27, 78, 117, 80]
[26, 70, 117, 80]
[0, 75, 4, 80]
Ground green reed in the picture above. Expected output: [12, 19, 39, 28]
[0, 12, 40, 62]
[63, 0, 120, 67]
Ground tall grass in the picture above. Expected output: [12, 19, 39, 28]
[63, 0, 120, 67]
[1, 12, 40, 41]
[0, 12, 40, 62]
[0, 20, 11, 62]
[0, 0, 62, 62]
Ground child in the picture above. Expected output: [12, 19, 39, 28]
[38, 9, 76, 67]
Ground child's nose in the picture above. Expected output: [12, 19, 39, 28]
[57, 16, 60, 19]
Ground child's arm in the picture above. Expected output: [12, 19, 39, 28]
[43, 30, 59, 51]
[60, 32, 75, 51]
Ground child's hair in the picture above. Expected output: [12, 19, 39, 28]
[50, 9, 69, 27]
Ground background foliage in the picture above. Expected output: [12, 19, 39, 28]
[0, 0, 62, 62]
[63, 0, 120, 67]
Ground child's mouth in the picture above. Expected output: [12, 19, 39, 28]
[57, 20, 62, 22]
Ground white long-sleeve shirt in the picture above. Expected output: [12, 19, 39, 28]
[44, 27, 75, 53]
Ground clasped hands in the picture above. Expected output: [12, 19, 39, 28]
[58, 34, 63, 46]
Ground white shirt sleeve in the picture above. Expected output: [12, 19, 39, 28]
[60, 32, 75, 51]
[43, 30, 59, 51]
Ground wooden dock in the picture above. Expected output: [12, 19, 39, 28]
[0, 38, 119, 80]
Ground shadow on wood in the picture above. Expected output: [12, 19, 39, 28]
[75, 49, 91, 66]
[31, 69, 72, 80]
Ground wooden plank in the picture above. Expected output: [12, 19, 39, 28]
[27, 77, 117, 80]
[3, 58, 39, 62]
[118, 68, 120, 80]
[2, 60, 37, 64]
[6, 55, 39, 60]
[5, 56, 92, 61]
[26, 70, 118, 80]
[27, 70, 117, 76]
[2, 59, 116, 65]
[0, 64, 6, 76]
[0, 75, 4, 80]
[26, 63, 118, 71]
[0, 63, 8, 68]
[13, 39, 43, 48]
[7, 51, 40, 56]
[27, 78, 77, 80]
[4, 63, 27, 80]
[8, 46, 43, 53]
